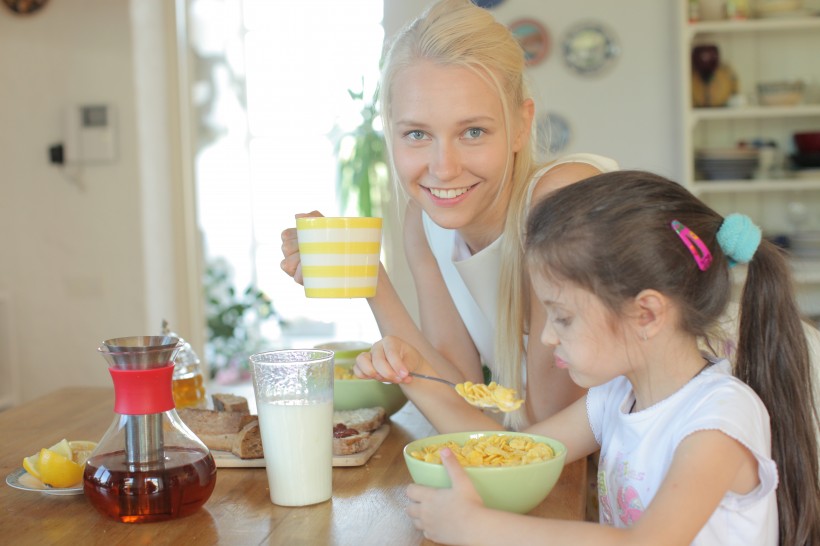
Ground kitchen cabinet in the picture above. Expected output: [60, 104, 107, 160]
[678, 4, 820, 318]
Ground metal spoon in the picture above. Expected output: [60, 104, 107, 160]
[407, 372, 522, 412]
[408, 371, 457, 387]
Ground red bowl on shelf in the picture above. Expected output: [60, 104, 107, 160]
[794, 132, 820, 154]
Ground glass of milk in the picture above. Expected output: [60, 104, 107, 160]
[249, 349, 334, 506]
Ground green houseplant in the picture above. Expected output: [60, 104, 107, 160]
[203, 257, 278, 383]
[335, 87, 388, 218]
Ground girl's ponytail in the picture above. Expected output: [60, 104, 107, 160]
[734, 239, 819, 545]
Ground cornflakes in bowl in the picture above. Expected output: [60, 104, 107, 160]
[403, 431, 566, 514]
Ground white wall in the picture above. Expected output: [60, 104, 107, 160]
[0, 0, 195, 405]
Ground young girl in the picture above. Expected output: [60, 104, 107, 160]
[280, 0, 618, 429]
[359, 171, 820, 544]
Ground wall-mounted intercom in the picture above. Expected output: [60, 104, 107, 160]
[49, 104, 117, 165]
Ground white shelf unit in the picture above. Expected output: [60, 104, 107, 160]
[678, 6, 820, 316]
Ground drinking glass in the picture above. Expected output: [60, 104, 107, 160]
[250, 349, 334, 506]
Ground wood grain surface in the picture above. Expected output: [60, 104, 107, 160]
[0, 387, 587, 545]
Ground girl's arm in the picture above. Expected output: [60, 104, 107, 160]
[408, 428, 759, 546]
[523, 395, 598, 464]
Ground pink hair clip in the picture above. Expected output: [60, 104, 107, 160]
[671, 220, 712, 271]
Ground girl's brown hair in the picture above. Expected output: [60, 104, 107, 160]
[525, 170, 819, 545]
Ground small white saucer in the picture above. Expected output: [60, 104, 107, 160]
[5, 467, 83, 496]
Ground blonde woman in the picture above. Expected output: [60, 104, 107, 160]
[280, 0, 617, 429]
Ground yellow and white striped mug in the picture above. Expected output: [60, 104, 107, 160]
[296, 217, 382, 298]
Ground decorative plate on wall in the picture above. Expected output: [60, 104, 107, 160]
[536, 112, 572, 160]
[562, 21, 620, 77]
[471, 0, 506, 8]
[2, 0, 49, 15]
[509, 18, 551, 67]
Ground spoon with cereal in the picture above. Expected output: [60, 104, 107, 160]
[408, 372, 524, 413]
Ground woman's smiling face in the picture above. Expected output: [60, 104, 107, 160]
[389, 60, 524, 247]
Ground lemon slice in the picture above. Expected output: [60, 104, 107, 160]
[21, 438, 95, 487]
[48, 438, 73, 460]
[69, 440, 98, 466]
[22, 453, 41, 480]
[20, 437, 69, 480]
[38, 448, 84, 488]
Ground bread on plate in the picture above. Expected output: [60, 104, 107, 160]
[178, 394, 386, 458]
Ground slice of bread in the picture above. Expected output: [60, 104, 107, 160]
[331, 407, 385, 456]
[182, 395, 385, 459]
[212, 393, 250, 414]
[333, 432, 371, 456]
[231, 419, 263, 459]
[178, 408, 246, 435]
[333, 407, 385, 433]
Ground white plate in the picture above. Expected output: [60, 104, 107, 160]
[5, 467, 84, 496]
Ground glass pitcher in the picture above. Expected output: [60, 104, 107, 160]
[83, 336, 217, 523]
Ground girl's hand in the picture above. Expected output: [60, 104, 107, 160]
[354, 336, 421, 384]
[406, 448, 485, 545]
[279, 211, 322, 284]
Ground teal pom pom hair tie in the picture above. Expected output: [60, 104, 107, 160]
[717, 213, 761, 267]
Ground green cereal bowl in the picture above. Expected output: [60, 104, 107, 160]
[403, 431, 567, 514]
[316, 341, 408, 417]
[316, 340, 373, 364]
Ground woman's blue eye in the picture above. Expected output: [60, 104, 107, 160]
[465, 127, 484, 139]
[406, 130, 426, 141]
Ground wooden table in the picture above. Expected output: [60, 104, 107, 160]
[0, 387, 587, 545]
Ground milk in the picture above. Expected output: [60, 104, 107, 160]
[257, 400, 333, 506]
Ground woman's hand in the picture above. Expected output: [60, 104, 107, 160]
[279, 211, 323, 284]
[354, 335, 422, 384]
[406, 448, 485, 545]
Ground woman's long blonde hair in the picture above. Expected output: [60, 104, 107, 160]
[380, 0, 537, 428]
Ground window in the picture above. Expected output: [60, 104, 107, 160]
[189, 0, 384, 367]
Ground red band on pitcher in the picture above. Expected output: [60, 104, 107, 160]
[110, 365, 176, 415]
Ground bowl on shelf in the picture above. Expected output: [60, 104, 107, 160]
[404, 431, 567, 514]
[794, 132, 820, 154]
[757, 81, 804, 106]
[318, 340, 409, 416]
[695, 148, 759, 180]
[790, 152, 820, 169]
